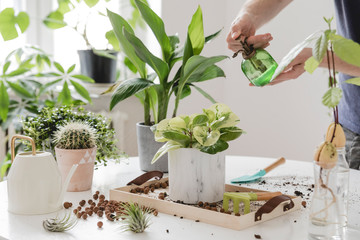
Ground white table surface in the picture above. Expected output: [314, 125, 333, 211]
[1, 156, 359, 240]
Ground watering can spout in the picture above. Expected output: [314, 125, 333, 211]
[58, 164, 78, 205]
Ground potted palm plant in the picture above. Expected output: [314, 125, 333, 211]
[54, 121, 97, 192]
[151, 103, 243, 204]
[106, 0, 227, 172]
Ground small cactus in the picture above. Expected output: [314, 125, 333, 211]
[54, 122, 97, 149]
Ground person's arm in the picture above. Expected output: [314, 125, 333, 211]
[269, 48, 360, 85]
[227, 0, 293, 51]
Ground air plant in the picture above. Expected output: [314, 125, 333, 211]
[118, 202, 152, 233]
[43, 212, 78, 232]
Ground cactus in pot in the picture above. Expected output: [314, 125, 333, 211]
[54, 122, 98, 192]
[54, 122, 97, 150]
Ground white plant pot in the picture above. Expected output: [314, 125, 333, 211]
[168, 148, 225, 204]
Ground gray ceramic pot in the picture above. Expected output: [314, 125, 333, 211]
[136, 123, 168, 172]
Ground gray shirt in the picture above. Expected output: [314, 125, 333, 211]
[335, 0, 360, 134]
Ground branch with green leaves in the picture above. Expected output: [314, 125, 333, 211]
[271, 17, 360, 124]
[106, 1, 227, 126]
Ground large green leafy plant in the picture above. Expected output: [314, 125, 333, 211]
[106, 0, 227, 125]
[0, 45, 94, 131]
[151, 103, 243, 163]
[22, 106, 124, 166]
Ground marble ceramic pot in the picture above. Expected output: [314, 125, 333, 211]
[136, 123, 168, 172]
[168, 148, 225, 204]
[55, 147, 97, 192]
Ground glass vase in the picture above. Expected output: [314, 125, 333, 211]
[241, 49, 278, 86]
[308, 161, 343, 240]
[336, 147, 349, 227]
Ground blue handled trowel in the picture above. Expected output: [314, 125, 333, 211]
[231, 157, 286, 183]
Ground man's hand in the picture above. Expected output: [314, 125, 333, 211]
[226, 14, 273, 52]
[268, 48, 312, 85]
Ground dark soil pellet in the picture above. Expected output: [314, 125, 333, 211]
[79, 200, 86, 206]
[166, 229, 169, 233]
[302, 201, 307, 208]
[195, 220, 200, 222]
[161, 182, 167, 188]
[198, 201, 204, 207]
[93, 194, 98, 200]
[235, 213, 241, 216]
[180, 216, 183, 219]
[254, 234, 262, 239]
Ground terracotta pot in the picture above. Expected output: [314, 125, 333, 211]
[168, 148, 225, 204]
[55, 147, 97, 192]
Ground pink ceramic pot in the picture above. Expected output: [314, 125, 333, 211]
[55, 147, 97, 192]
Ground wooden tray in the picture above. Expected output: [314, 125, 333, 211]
[110, 177, 302, 231]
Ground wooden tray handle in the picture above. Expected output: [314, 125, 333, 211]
[127, 171, 164, 186]
[254, 195, 294, 222]
[11, 135, 36, 163]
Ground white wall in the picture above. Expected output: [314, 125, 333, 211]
[161, 0, 335, 161]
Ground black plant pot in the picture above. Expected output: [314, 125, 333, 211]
[78, 50, 118, 84]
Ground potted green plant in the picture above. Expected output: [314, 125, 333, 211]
[21, 105, 124, 167]
[106, 0, 227, 172]
[151, 103, 243, 204]
[43, 0, 146, 83]
[54, 121, 97, 192]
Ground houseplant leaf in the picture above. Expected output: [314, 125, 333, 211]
[71, 74, 94, 83]
[58, 81, 72, 105]
[192, 85, 216, 104]
[107, 9, 146, 78]
[6, 68, 29, 77]
[70, 80, 92, 103]
[187, 64, 225, 83]
[67, 64, 76, 74]
[134, 0, 172, 61]
[187, 6, 204, 55]
[193, 126, 220, 146]
[105, 30, 121, 51]
[219, 126, 243, 142]
[123, 28, 169, 83]
[304, 56, 320, 74]
[39, 78, 63, 95]
[332, 35, 360, 67]
[322, 87, 342, 108]
[0, 81, 9, 121]
[199, 139, 228, 155]
[84, 0, 99, 8]
[3, 61, 11, 75]
[313, 32, 328, 62]
[151, 141, 182, 164]
[205, 29, 222, 43]
[6, 81, 34, 99]
[0, 8, 29, 41]
[43, 11, 67, 29]
[162, 131, 190, 146]
[53, 61, 65, 73]
[110, 78, 154, 110]
[345, 77, 360, 86]
[192, 114, 208, 126]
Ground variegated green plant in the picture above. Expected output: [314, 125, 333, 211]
[151, 103, 243, 163]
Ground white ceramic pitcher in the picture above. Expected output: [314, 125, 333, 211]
[7, 135, 78, 215]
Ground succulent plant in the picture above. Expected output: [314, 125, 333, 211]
[43, 212, 78, 232]
[118, 202, 152, 233]
[54, 121, 97, 149]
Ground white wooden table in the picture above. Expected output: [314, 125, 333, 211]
[0, 156, 359, 240]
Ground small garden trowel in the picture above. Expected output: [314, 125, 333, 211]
[231, 157, 286, 184]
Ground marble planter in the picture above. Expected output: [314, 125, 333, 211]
[136, 123, 168, 172]
[168, 148, 225, 204]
